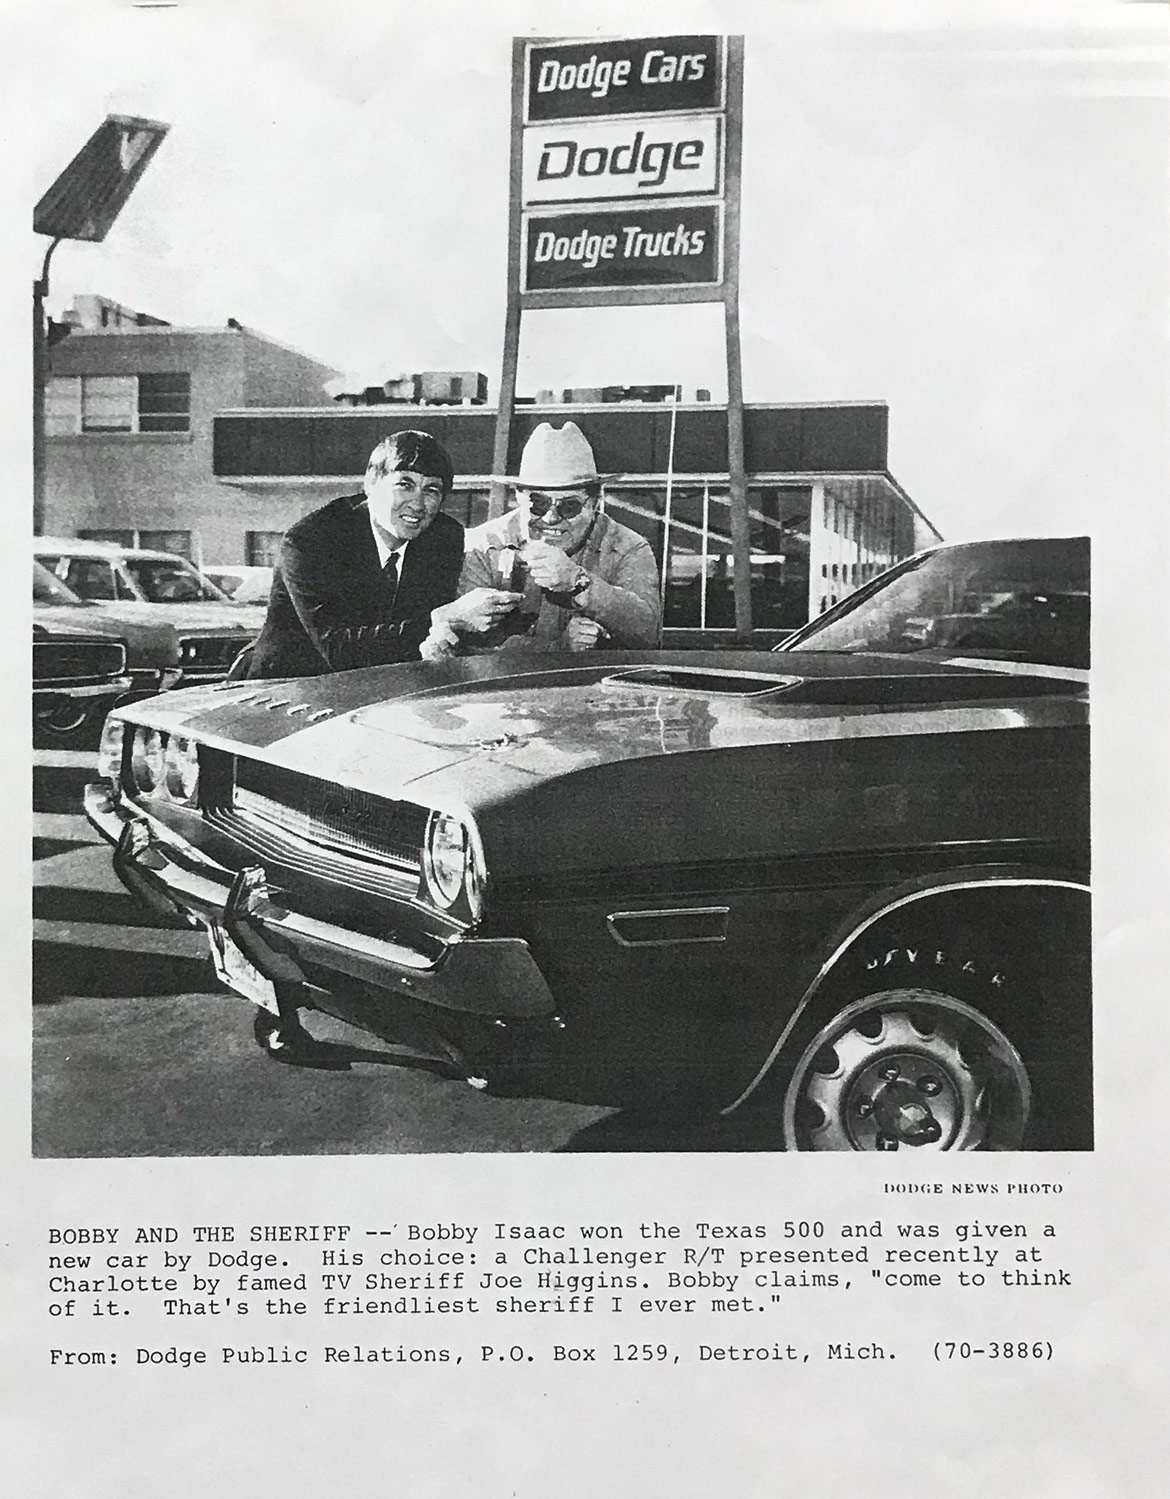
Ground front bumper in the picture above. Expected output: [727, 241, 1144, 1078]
[34, 676, 133, 701]
[83, 780, 556, 1023]
[173, 665, 239, 686]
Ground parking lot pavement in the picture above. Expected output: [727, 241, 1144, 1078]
[32, 750, 774, 1156]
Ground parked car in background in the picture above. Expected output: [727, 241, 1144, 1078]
[36, 538, 258, 685]
[84, 536, 1090, 1152]
[33, 560, 181, 745]
[34, 627, 129, 749]
[202, 565, 274, 607]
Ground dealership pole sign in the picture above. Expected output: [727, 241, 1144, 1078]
[493, 35, 753, 640]
[514, 35, 734, 306]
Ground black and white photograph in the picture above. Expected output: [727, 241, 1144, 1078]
[7, 0, 1168, 1492]
[26, 10, 1119, 1160]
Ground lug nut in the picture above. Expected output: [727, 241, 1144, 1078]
[879, 1063, 901, 1081]
[918, 1076, 942, 1096]
[855, 1099, 873, 1117]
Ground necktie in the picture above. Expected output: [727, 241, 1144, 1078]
[382, 549, 400, 599]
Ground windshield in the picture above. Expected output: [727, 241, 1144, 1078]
[122, 558, 230, 603]
[33, 560, 84, 605]
[788, 539, 1089, 670]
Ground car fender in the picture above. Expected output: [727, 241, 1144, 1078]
[724, 866, 1090, 1114]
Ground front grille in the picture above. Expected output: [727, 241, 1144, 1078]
[205, 805, 420, 901]
[34, 637, 126, 685]
[222, 759, 428, 879]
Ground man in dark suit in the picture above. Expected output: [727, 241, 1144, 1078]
[248, 430, 521, 678]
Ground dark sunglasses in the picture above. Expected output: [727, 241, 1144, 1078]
[525, 492, 591, 520]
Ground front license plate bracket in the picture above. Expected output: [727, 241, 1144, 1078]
[207, 919, 279, 1014]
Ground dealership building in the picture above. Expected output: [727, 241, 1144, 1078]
[43, 294, 338, 567]
[45, 294, 939, 646]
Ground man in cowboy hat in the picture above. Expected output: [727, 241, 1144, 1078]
[424, 421, 661, 656]
[249, 429, 522, 678]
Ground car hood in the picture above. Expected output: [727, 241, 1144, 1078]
[113, 648, 1087, 813]
[87, 601, 257, 635]
[34, 601, 179, 665]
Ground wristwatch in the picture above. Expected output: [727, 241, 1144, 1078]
[567, 567, 591, 601]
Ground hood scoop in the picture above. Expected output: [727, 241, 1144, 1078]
[603, 666, 802, 698]
[601, 664, 1082, 706]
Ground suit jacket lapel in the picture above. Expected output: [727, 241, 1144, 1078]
[344, 498, 385, 606]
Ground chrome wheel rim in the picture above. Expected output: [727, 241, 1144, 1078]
[783, 989, 1030, 1152]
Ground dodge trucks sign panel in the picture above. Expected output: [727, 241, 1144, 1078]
[522, 204, 722, 292]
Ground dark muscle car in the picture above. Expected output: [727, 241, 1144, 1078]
[83, 536, 1091, 1151]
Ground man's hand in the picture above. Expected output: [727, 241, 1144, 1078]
[419, 620, 461, 661]
[433, 587, 524, 634]
[522, 540, 579, 593]
[564, 616, 606, 651]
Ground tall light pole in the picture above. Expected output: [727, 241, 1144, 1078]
[32, 114, 169, 534]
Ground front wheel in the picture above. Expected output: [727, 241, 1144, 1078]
[782, 989, 1030, 1152]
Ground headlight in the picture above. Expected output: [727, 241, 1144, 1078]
[97, 717, 125, 781]
[129, 726, 166, 794]
[422, 810, 486, 918]
[164, 735, 200, 804]
[424, 812, 467, 907]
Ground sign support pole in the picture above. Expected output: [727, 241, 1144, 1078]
[723, 37, 752, 642]
[491, 39, 528, 520]
[32, 114, 169, 536]
[32, 237, 63, 536]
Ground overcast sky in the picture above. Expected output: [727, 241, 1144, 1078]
[4, 0, 1167, 538]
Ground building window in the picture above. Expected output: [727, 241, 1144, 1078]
[45, 377, 81, 436]
[442, 489, 491, 529]
[246, 531, 284, 567]
[139, 530, 192, 559]
[748, 488, 812, 631]
[82, 375, 136, 431]
[46, 373, 191, 434]
[138, 373, 191, 432]
[603, 481, 813, 632]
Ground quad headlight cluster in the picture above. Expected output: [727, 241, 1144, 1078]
[422, 809, 486, 920]
[99, 719, 200, 807]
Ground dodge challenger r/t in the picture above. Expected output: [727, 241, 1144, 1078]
[83, 536, 1090, 1151]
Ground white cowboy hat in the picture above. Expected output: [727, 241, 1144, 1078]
[493, 421, 616, 489]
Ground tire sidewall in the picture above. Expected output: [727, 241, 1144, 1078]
[777, 915, 1091, 1151]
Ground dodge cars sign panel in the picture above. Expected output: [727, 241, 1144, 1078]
[521, 116, 722, 204]
[524, 35, 725, 122]
[522, 204, 722, 292]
